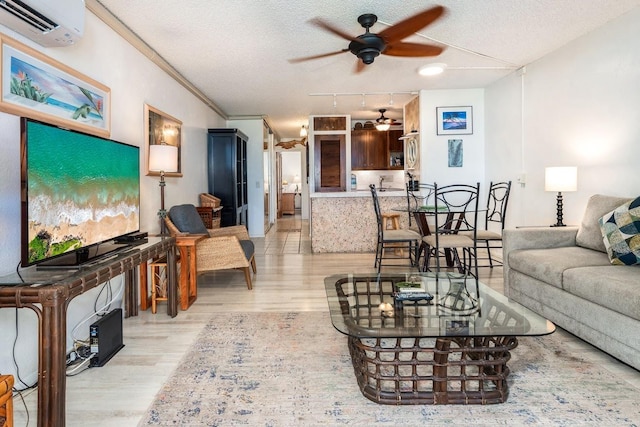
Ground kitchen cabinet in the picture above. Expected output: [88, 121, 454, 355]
[387, 129, 404, 170]
[351, 129, 387, 170]
[207, 128, 248, 227]
[351, 129, 404, 170]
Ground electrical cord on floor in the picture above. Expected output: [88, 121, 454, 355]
[66, 356, 93, 376]
[66, 345, 95, 376]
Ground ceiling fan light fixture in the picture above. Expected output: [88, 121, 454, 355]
[375, 122, 391, 131]
[418, 62, 447, 76]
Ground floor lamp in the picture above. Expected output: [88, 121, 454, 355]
[148, 144, 179, 235]
[545, 166, 577, 227]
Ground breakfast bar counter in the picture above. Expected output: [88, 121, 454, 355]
[310, 190, 408, 253]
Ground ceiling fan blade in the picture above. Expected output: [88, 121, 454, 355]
[378, 6, 446, 44]
[383, 42, 444, 57]
[309, 18, 357, 42]
[288, 49, 349, 63]
[354, 59, 366, 73]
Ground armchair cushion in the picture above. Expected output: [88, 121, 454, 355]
[169, 204, 209, 234]
[239, 239, 255, 261]
[598, 196, 640, 265]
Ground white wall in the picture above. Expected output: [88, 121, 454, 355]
[280, 151, 302, 191]
[486, 6, 640, 227]
[0, 11, 223, 386]
[418, 89, 486, 192]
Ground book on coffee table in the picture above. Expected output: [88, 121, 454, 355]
[394, 281, 433, 302]
[395, 281, 425, 292]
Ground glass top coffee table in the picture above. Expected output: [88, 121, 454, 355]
[325, 272, 555, 405]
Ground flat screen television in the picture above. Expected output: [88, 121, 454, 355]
[20, 118, 141, 268]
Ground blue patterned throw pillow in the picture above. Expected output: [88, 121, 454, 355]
[598, 196, 640, 265]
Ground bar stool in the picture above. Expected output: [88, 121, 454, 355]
[150, 257, 178, 314]
[381, 212, 403, 256]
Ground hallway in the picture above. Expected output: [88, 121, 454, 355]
[262, 213, 311, 255]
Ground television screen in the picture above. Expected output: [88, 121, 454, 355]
[21, 118, 140, 267]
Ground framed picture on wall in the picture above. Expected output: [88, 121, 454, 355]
[436, 106, 473, 135]
[448, 139, 463, 167]
[0, 35, 111, 137]
[144, 104, 183, 177]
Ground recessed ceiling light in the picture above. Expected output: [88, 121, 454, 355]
[418, 63, 447, 76]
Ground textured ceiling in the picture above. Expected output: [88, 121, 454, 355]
[95, 0, 640, 139]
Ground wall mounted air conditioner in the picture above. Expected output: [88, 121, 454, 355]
[0, 0, 85, 47]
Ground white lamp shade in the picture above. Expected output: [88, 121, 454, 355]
[545, 166, 577, 192]
[149, 144, 178, 173]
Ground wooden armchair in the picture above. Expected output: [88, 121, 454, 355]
[0, 375, 13, 427]
[165, 204, 256, 289]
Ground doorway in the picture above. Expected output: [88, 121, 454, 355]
[280, 150, 301, 215]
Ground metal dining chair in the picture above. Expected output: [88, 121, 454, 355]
[370, 184, 421, 272]
[421, 182, 480, 279]
[405, 181, 435, 264]
[461, 181, 511, 268]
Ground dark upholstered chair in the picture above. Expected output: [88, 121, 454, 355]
[165, 204, 256, 289]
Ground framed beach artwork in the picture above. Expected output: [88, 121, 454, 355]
[144, 104, 183, 177]
[436, 106, 473, 135]
[0, 35, 111, 137]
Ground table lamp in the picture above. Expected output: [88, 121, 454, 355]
[149, 144, 179, 234]
[545, 166, 577, 227]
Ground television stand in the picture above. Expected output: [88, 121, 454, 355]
[0, 236, 177, 427]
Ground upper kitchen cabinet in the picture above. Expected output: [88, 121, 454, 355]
[387, 129, 404, 170]
[351, 129, 387, 170]
[351, 129, 404, 170]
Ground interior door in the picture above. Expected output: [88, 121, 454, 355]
[314, 134, 346, 192]
[276, 152, 283, 218]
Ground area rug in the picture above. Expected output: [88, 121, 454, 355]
[140, 312, 640, 426]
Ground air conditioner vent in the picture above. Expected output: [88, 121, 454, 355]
[0, 0, 58, 33]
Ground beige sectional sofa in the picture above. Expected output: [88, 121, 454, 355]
[503, 194, 640, 370]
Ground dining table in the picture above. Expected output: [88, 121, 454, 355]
[393, 205, 485, 269]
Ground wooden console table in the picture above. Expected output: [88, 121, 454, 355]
[0, 236, 177, 427]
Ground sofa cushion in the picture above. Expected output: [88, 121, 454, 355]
[168, 204, 209, 234]
[575, 194, 633, 253]
[563, 265, 640, 321]
[598, 197, 640, 265]
[508, 246, 612, 289]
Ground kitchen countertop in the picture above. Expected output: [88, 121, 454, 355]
[311, 188, 405, 198]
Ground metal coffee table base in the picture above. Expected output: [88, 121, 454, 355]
[348, 335, 518, 405]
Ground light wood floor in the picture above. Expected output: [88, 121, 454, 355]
[12, 214, 640, 426]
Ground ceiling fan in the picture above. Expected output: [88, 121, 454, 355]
[375, 109, 401, 130]
[289, 5, 446, 73]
